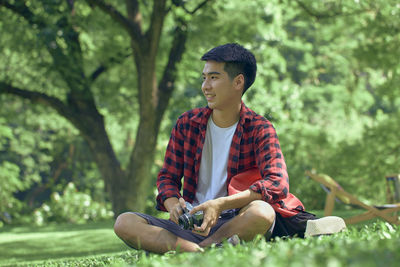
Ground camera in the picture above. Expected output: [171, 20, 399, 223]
[178, 202, 204, 230]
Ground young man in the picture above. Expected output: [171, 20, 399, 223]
[114, 43, 315, 254]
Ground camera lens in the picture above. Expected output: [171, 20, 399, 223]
[178, 213, 191, 230]
[192, 211, 204, 227]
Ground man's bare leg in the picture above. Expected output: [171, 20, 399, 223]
[199, 200, 275, 247]
[114, 213, 202, 254]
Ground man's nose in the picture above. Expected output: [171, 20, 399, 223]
[202, 79, 211, 91]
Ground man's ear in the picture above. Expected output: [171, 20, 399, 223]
[234, 74, 245, 92]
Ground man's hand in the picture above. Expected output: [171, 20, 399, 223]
[164, 197, 187, 224]
[190, 199, 223, 236]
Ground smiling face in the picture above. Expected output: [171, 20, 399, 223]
[201, 61, 244, 112]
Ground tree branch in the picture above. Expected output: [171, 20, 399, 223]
[294, 0, 341, 19]
[0, 0, 45, 27]
[0, 82, 74, 119]
[85, 0, 142, 48]
[146, 0, 168, 57]
[171, 0, 211, 14]
[0, 83, 99, 138]
[90, 49, 132, 81]
[159, 22, 187, 93]
[294, 0, 369, 20]
[65, 0, 75, 15]
[156, 20, 188, 121]
[1, 0, 88, 93]
[185, 0, 211, 14]
[125, 0, 142, 30]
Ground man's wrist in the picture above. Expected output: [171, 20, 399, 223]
[214, 196, 231, 211]
[164, 197, 180, 212]
[218, 189, 262, 210]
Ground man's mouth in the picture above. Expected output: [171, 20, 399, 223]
[205, 94, 215, 101]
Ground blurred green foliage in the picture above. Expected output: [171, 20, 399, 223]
[34, 182, 113, 225]
[0, 0, 399, 224]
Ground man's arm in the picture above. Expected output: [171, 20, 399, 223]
[250, 121, 289, 203]
[190, 189, 262, 235]
[156, 118, 185, 211]
[213, 189, 262, 211]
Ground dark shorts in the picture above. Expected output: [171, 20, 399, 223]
[132, 210, 316, 244]
[271, 211, 318, 239]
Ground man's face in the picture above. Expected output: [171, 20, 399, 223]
[201, 61, 239, 111]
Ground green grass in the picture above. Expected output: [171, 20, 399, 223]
[0, 220, 128, 266]
[0, 212, 399, 267]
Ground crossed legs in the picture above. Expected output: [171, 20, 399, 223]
[114, 200, 275, 254]
[114, 213, 202, 253]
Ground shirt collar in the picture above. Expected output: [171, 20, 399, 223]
[238, 101, 253, 125]
[190, 101, 252, 126]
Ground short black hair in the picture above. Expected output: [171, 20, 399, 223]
[201, 43, 257, 94]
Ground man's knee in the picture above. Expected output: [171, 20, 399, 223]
[114, 212, 147, 239]
[242, 200, 275, 228]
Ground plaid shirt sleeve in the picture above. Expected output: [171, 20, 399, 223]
[249, 120, 289, 204]
[156, 118, 185, 211]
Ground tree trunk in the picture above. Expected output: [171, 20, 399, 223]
[123, 51, 160, 213]
[63, 96, 129, 215]
[83, 122, 129, 215]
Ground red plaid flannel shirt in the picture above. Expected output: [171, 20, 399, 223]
[156, 102, 304, 217]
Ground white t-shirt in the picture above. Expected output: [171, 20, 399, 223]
[193, 117, 238, 206]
